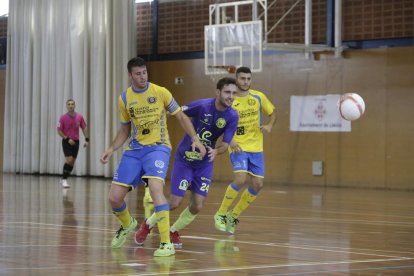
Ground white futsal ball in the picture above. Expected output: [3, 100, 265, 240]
[338, 93, 365, 121]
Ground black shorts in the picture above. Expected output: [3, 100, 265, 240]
[62, 139, 80, 158]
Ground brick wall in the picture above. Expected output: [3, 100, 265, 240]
[343, 0, 414, 40]
[137, 3, 153, 54]
[136, 0, 413, 55]
[0, 1, 412, 54]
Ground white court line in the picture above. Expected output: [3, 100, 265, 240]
[3, 222, 412, 257]
[118, 258, 198, 268]
[273, 190, 288, 194]
[175, 249, 205, 254]
[130, 257, 414, 276]
[121, 263, 146, 267]
[182, 235, 413, 259]
[232, 215, 414, 226]
[188, 211, 414, 224]
[2, 221, 114, 232]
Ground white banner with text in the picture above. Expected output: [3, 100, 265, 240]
[290, 95, 351, 132]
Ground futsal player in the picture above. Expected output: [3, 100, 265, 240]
[100, 57, 205, 257]
[135, 77, 239, 248]
[214, 66, 276, 234]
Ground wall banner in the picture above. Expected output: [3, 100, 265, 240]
[290, 95, 351, 132]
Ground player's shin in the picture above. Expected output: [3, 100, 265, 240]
[232, 185, 257, 218]
[218, 182, 240, 214]
[171, 207, 197, 231]
[155, 204, 171, 244]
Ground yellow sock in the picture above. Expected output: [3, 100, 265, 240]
[218, 183, 240, 215]
[155, 204, 170, 244]
[172, 207, 196, 231]
[112, 202, 132, 228]
[232, 186, 257, 218]
[145, 186, 150, 196]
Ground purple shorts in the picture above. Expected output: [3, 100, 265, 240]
[170, 159, 213, 197]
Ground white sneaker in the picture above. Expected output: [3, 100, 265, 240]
[60, 179, 70, 188]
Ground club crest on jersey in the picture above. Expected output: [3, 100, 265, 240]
[154, 160, 165, 168]
[147, 97, 157, 104]
[248, 99, 256, 106]
[216, 118, 226, 128]
[179, 179, 189, 191]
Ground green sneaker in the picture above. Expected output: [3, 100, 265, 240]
[225, 211, 239, 234]
[214, 212, 227, 232]
[154, 242, 175, 257]
[111, 217, 138, 248]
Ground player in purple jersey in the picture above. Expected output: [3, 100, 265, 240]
[135, 77, 239, 248]
[57, 99, 89, 188]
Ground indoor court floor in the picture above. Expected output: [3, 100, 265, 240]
[0, 173, 413, 275]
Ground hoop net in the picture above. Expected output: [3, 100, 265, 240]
[207, 65, 236, 85]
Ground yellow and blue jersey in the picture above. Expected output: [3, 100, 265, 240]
[118, 82, 180, 150]
[231, 89, 275, 152]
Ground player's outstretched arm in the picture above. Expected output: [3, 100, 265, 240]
[207, 142, 229, 162]
[100, 124, 131, 164]
[173, 110, 206, 158]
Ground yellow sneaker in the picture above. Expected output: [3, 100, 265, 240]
[225, 211, 239, 235]
[214, 212, 227, 232]
[154, 242, 175, 257]
[111, 217, 138, 248]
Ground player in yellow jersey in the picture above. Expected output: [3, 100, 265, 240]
[100, 57, 205, 257]
[214, 66, 276, 234]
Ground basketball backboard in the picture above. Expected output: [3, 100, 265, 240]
[204, 21, 262, 78]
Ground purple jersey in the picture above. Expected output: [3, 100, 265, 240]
[175, 98, 238, 167]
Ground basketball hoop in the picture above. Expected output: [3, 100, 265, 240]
[207, 65, 237, 85]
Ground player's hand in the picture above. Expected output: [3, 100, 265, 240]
[68, 139, 76, 146]
[230, 140, 242, 153]
[100, 148, 114, 164]
[84, 141, 89, 148]
[261, 124, 272, 134]
[206, 146, 218, 162]
[191, 137, 206, 158]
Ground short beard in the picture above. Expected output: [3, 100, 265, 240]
[237, 85, 249, 92]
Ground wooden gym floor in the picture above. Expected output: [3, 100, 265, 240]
[0, 173, 414, 275]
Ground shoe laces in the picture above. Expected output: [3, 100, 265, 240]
[159, 242, 168, 249]
[218, 215, 226, 223]
[115, 226, 125, 238]
[230, 217, 239, 225]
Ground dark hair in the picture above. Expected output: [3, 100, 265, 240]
[236, 66, 252, 76]
[66, 99, 75, 104]
[127, 57, 146, 73]
[216, 77, 237, 90]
